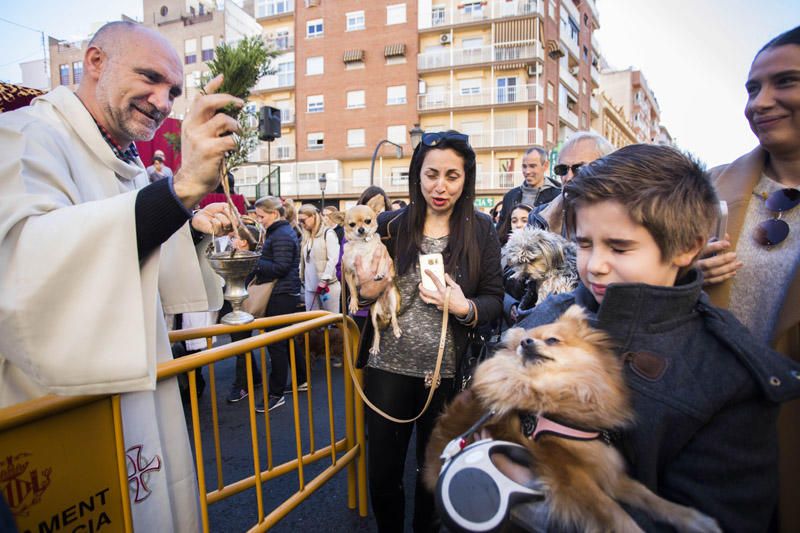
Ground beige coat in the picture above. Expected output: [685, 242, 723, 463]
[709, 146, 799, 533]
[0, 87, 221, 531]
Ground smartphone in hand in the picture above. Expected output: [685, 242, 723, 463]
[714, 201, 728, 242]
[419, 253, 445, 291]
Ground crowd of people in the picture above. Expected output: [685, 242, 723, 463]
[0, 18, 799, 533]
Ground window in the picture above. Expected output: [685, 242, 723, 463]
[347, 90, 365, 108]
[306, 56, 323, 75]
[256, 0, 291, 17]
[307, 132, 324, 150]
[307, 19, 324, 38]
[497, 77, 517, 103]
[386, 4, 407, 25]
[432, 5, 446, 26]
[459, 78, 481, 95]
[391, 167, 409, 186]
[547, 122, 554, 143]
[462, 37, 483, 49]
[345, 60, 365, 70]
[307, 94, 324, 113]
[277, 61, 294, 86]
[59, 64, 70, 85]
[549, 0, 556, 19]
[185, 71, 201, 89]
[387, 125, 406, 144]
[347, 128, 365, 147]
[346, 11, 365, 31]
[387, 85, 407, 105]
[568, 17, 580, 43]
[184, 39, 197, 64]
[462, 1, 482, 16]
[547, 82, 555, 102]
[72, 61, 83, 84]
[275, 29, 290, 50]
[201, 35, 214, 61]
[352, 168, 370, 186]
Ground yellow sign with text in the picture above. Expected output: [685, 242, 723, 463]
[0, 398, 128, 533]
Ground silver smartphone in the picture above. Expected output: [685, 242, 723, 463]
[419, 253, 445, 291]
[715, 201, 728, 241]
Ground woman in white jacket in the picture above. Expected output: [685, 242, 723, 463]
[297, 204, 341, 313]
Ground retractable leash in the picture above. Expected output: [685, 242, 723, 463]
[436, 411, 545, 533]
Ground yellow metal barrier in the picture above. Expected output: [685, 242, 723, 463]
[0, 311, 367, 532]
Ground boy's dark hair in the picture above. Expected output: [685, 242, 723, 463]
[756, 25, 800, 57]
[563, 144, 719, 262]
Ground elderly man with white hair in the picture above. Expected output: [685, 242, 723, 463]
[529, 131, 616, 235]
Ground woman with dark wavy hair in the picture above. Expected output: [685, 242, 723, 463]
[354, 130, 503, 532]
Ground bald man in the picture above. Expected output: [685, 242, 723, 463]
[0, 21, 241, 531]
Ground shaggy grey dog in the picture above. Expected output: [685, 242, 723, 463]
[502, 226, 579, 303]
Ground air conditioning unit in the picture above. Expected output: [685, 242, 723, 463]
[527, 64, 542, 77]
[439, 33, 452, 45]
[570, 66, 580, 76]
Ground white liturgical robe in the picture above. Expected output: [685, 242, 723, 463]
[0, 86, 222, 532]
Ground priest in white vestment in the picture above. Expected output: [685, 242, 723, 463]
[0, 22, 245, 532]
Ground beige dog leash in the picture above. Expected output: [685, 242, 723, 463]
[342, 285, 451, 424]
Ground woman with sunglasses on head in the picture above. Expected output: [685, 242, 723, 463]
[297, 204, 341, 313]
[354, 130, 504, 532]
[697, 26, 800, 532]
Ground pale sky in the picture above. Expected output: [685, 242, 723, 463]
[1, 0, 797, 167]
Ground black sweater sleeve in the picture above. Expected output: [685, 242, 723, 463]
[135, 177, 192, 260]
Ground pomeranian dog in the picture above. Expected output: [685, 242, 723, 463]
[342, 204, 401, 355]
[425, 306, 720, 533]
[502, 226, 579, 303]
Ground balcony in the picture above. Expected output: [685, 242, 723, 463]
[559, 67, 579, 95]
[248, 143, 296, 163]
[418, 42, 542, 71]
[252, 71, 294, 92]
[559, 105, 579, 129]
[590, 63, 600, 86]
[418, 83, 543, 111]
[427, 0, 543, 28]
[255, 0, 294, 20]
[265, 34, 294, 52]
[469, 127, 544, 149]
[279, 108, 295, 125]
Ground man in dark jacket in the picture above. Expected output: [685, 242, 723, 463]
[496, 146, 560, 232]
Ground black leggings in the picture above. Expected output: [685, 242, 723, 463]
[230, 293, 304, 397]
[365, 367, 454, 533]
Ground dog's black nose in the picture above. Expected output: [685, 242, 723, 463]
[519, 338, 540, 361]
[358, 227, 365, 234]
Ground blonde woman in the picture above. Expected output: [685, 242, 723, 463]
[297, 204, 341, 313]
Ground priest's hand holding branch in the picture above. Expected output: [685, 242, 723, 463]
[173, 74, 243, 210]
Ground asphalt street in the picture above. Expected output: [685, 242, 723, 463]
[182, 335, 418, 532]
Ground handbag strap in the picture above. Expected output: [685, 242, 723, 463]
[342, 284, 451, 424]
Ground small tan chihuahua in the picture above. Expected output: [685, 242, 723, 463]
[342, 204, 402, 355]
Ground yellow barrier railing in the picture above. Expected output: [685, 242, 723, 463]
[0, 311, 367, 532]
[166, 311, 368, 531]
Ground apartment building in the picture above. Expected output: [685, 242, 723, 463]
[48, 36, 89, 90]
[240, 0, 421, 206]
[598, 68, 661, 143]
[591, 91, 636, 149]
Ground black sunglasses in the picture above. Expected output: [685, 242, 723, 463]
[553, 163, 584, 176]
[421, 132, 470, 147]
[753, 188, 800, 247]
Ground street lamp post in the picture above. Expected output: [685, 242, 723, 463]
[409, 123, 424, 150]
[318, 173, 327, 211]
[369, 139, 404, 187]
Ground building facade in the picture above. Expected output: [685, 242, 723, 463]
[46, 0, 672, 209]
[598, 68, 661, 143]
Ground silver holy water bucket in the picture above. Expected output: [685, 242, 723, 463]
[207, 250, 261, 325]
